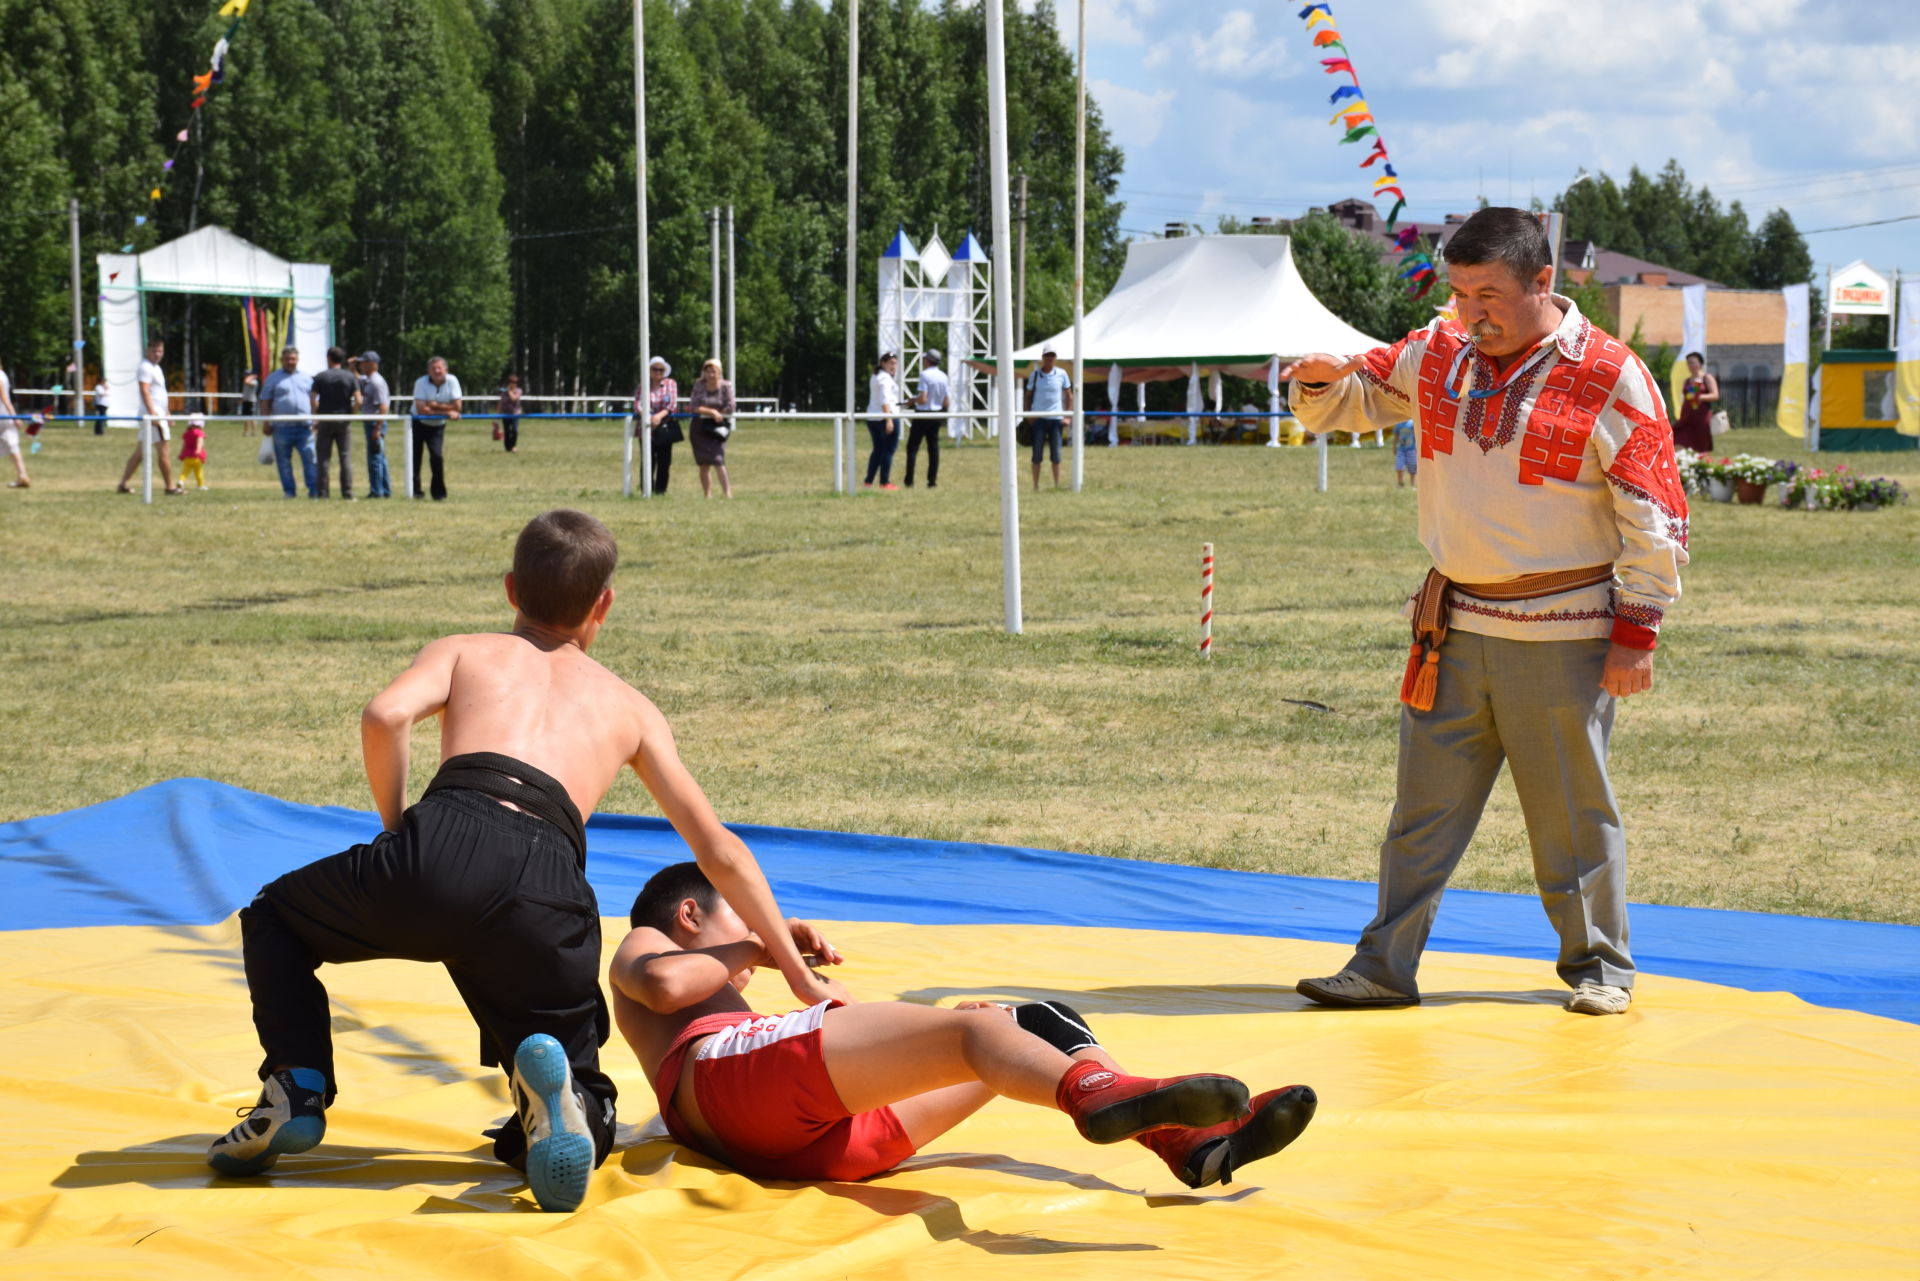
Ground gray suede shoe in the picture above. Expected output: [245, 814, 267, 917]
[1296, 969, 1419, 1008]
[1565, 982, 1632, 1015]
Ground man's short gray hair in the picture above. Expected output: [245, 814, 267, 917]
[1441, 207, 1552, 287]
[281, 344, 299, 355]
[428, 354, 448, 366]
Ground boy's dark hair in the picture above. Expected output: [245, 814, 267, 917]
[630, 861, 717, 933]
[327, 345, 346, 364]
[1441, 207, 1552, 287]
[512, 509, 618, 627]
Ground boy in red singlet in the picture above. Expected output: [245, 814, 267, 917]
[611, 863, 1318, 1188]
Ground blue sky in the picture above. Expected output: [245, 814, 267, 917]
[1056, 0, 1918, 282]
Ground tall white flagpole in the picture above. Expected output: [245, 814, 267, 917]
[986, 0, 1023, 632]
[634, 0, 651, 499]
[1070, 0, 1086, 493]
[844, 0, 860, 493]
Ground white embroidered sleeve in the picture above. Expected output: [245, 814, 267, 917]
[1592, 359, 1691, 649]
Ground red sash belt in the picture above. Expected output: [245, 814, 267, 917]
[1399, 563, 1616, 711]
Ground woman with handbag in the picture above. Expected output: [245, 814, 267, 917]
[1672, 351, 1719, 453]
[636, 356, 681, 495]
[688, 357, 736, 499]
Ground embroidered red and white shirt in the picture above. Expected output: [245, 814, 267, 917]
[1291, 295, 1688, 649]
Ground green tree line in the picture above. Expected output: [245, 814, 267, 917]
[0, 0, 1125, 405]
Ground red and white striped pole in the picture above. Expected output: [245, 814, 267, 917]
[1200, 542, 1214, 658]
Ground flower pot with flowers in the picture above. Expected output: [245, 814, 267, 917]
[1726, 453, 1781, 504]
[1852, 475, 1908, 512]
[1700, 456, 1735, 502]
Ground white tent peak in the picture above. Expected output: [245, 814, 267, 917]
[1009, 233, 1384, 379]
[136, 225, 295, 297]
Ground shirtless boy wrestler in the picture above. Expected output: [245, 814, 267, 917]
[207, 509, 844, 1212]
[611, 863, 1318, 1188]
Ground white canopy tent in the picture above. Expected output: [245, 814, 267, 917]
[97, 225, 334, 425]
[1006, 233, 1382, 378]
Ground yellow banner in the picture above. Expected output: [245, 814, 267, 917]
[1777, 361, 1808, 437]
[1898, 358, 1920, 436]
[1669, 361, 1688, 423]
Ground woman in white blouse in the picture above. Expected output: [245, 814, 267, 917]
[863, 353, 901, 490]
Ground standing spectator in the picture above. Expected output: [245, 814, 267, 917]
[1023, 343, 1073, 491]
[499, 374, 524, 453]
[1392, 417, 1417, 488]
[688, 357, 736, 499]
[239, 369, 261, 436]
[905, 349, 949, 488]
[410, 355, 462, 501]
[118, 337, 185, 495]
[863, 352, 901, 491]
[179, 412, 210, 490]
[358, 351, 392, 498]
[635, 356, 679, 495]
[311, 346, 361, 500]
[0, 360, 29, 489]
[93, 375, 109, 435]
[1671, 352, 1718, 454]
[259, 345, 319, 499]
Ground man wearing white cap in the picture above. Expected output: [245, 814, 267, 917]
[1024, 343, 1073, 490]
[905, 349, 950, 488]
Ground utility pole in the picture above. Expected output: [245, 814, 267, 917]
[726, 204, 736, 385]
[708, 207, 721, 359]
[633, 0, 650, 499]
[1014, 170, 1029, 349]
[68, 198, 84, 419]
[844, 0, 859, 493]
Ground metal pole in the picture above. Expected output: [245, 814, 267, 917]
[986, 0, 1023, 634]
[634, 0, 651, 500]
[844, 0, 859, 495]
[1014, 170, 1028, 351]
[726, 204, 737, 388]
[141, 413, 153, 504]
[1822, 262, 1834, 353]
[1316, 432, 1328, 493]
[847, 413, 858, 492]
[624, 416, 636, 496]
[404, 415, 416, 498]
[833, 412, 844, 492]
[1070, 0, 1086, 494]
[68, 198, 84, 421]
[709, 208, 721, 360]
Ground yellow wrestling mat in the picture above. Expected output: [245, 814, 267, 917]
[2, 917, 1917, 1280]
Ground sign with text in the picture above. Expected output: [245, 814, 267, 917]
[1831, 260, 1891, 316]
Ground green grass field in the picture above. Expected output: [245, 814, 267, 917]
[5, 418, 1917, 924]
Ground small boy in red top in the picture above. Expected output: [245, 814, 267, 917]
[180, 413, 209, 490]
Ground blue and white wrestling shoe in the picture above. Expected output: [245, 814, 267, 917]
[512, 1034, 594, 1212]
[206, 1067, 328, 1176]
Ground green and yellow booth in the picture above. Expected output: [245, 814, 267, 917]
[1819, 349, 1917, 451]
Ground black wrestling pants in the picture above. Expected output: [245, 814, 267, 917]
[240, 787, 616, 1165]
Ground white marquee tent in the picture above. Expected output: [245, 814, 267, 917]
[98, 225, 334, 422]
[1007, 232, 1383, 379]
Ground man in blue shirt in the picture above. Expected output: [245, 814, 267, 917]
[1023, 343, 1074, 491]
[258, 345, 319, 499]
[409, 355, 463, 500]
[906, 349, 951, 488]
[1392, 418, 1417, 488]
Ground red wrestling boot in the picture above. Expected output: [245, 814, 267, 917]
[1055, 1058, 1249, 1145]
[1135, 1085, 1318, 1188]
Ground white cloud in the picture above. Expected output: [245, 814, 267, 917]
[1090, 78, 1176, 148]
[1186, 11, 1296, 81]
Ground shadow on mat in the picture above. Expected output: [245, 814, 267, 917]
[54, 1135, 515, 1194]
[896, 983, 1570, 1014]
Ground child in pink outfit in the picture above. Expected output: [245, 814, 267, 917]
[180, 413, 209, 489]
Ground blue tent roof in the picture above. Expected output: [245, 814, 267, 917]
[882, 226, 918, 260]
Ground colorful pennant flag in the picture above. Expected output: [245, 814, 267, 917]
[1297, 1, 1435, 295]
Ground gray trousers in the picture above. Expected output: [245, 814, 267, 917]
[314, 422, 353, 497]
[1347, 632, 1633, 995]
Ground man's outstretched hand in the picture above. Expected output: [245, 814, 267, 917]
[1276, 353, 1364, 385]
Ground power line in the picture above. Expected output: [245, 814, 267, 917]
[1801, 212, 1920, 234]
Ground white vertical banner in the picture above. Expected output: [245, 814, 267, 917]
[1106, 363, 1120, 447]
[1777, 282, 1809, 438]
[1670, 282, 1707, 413]
[97, 253, 141, 427]
[1208, 368, 1223, 414]
[1897, 279, 1920, 437]
[1266, 356, 1283, 447]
